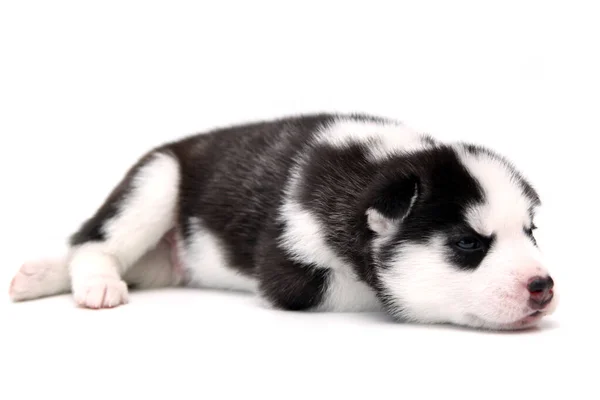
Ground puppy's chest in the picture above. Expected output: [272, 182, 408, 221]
[318, 268, 382, 312]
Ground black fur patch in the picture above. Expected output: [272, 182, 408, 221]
[370, 175, 419, 220]
[167, 113, 336, 278]
[375, 146, 487, 269]
[443, 228, 496, 270]
[255, 221, 330, 310]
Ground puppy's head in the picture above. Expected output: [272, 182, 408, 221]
[365, 144, 557, 330]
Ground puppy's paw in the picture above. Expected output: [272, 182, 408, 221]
[73, 275, 129, 309]
[9, 257, 68, 301]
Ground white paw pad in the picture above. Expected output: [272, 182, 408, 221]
[73, 275, 129, 309]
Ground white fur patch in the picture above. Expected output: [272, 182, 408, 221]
[319, 269, 381, 312]
[314, 116, 432, 161]
[458, 149, 532, 236]
[100, 151, 181, 270]
[278, 200, 349, 271]
[380, 238, 469, 324]
[181, 217, 257, 292]
[9, 254, 71, 301]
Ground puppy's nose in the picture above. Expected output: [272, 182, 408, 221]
[528, 275, 554, 292]
[527, 275, 554, 309]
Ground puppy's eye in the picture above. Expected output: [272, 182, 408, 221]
[455, 237, 483, 251]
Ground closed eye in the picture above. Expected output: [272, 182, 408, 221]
[453, 230, 494, 253]
[448, 230, 494, 270]
[455, 236, 484, 252]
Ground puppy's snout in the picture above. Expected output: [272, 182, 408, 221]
[527, 275, 554, 309]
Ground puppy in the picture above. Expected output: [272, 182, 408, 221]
[9, 113, 558, 330]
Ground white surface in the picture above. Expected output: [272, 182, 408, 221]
[1, 1, 598, 399]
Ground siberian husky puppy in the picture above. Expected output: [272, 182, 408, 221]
[9, 113, 558, 330]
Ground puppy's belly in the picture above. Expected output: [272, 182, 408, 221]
[178, 222, 257, 293]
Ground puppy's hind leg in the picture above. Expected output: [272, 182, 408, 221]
[67, 150, 180, 309]
[9, 231, 184, 302]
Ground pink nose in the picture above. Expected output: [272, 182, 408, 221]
[527, 276, 554, 310]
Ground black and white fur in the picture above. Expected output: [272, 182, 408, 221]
[9, 113, 558, 330]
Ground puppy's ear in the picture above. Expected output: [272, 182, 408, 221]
[366, 175, 420, 236]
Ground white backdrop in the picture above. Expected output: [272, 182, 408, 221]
[1, 1, 598, 399]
